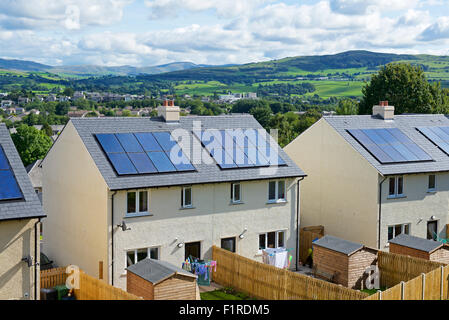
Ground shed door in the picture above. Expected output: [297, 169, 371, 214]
[185, 242, 201, 260]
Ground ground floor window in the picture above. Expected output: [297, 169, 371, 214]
[259, 230, 285, 251]
[388, 223, 410, 241]
[126, 247, 159, 267]
[221, 237, 236, 253]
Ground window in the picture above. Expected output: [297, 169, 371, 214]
[259, 231, 286, 251]
[387, 223, 410, 241]
[126, 247, 159, 268]
[428, 175, 436, 192]
[181, 186, 192, 208]
[127, 191, 149, 215]
[221, 237, 236, 253]
[388, 176, 404, 198]
[268, 180, 286, 202]
[231, 183, 241, 203]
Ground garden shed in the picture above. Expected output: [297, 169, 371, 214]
[389, 234, 449, 264]
[126, 258, 199, 300]
[312, 235, 378, 289]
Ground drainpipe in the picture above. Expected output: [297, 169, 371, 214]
[296, 177, 305, 271]
[110, 191, 117, 286]
[378, 176, 387, 249]
[34, 218, 41, 300]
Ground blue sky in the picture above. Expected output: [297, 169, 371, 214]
[1, 0, 449, 67]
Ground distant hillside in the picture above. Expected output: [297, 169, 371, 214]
[0, 58, 50, 72]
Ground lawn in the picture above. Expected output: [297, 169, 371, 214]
[200, 287, 256, 300]
[361, 286, 388, 295]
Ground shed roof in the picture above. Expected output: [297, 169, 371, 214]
[126, 258, 196, 284]
[69, 115, 306, 190]
[324, 114, 449, 175]
[313, 235, 364, 256]
[0, 124, 45, 221]
[389, 234, 443, 253]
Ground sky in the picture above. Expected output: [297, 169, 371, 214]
[1, 0, 449, 67]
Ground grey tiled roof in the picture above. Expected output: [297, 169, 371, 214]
[26, 159, 42, 189]
[70, 115, 306, 190]
[389, 234, 442, 253]
[313, 235, 364, 256]
[324, 114, 449, 175]
[127, 258, 196, 284]
[0, 124, 45, 221]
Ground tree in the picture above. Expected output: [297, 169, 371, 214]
[41, 122, 53, 137]
[11, 124, 53, 167]
[63, 87, 75, 97]
[359, 63, 446, 115]
[336, 99, 359, 115]
[249, 106, 272, 128]
[232, 99, 269, 113]
[55, 102, 70, 116]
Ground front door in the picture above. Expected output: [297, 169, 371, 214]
[185, 241, 201, 260]
[427, 220, 438, 240]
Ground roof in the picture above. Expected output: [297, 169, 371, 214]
[0, 124, 45, 221]
[69, 115, 306, 190]
[26, 159, 42, 189]
[324, 114, 449, 175]
[126, 258, 196, 284]
[389, 234, 443, 253]
[313, 235, 364, 256]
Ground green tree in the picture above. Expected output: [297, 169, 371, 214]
[249, 106, 272, 128]
[11, 124, 53, 166]
[336, 99, 359, 115]
[359, 63, 446, 115]
[55, 102, 70, 116]
[63, 87, 75, 97]
[41, 122, 53, 137]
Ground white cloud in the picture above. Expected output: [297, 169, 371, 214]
[419, 16, 449, 41]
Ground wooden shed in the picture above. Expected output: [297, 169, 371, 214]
[389, 234, 449, 264]
[126, 258, 199, 300]
[312, 235, 378, 289]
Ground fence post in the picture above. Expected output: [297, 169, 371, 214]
[422, 273, 426, 300]
[377, 290, 382, 301]
[99, 261, 103, 280]
[401, 281, 405, 300]
[441, 266, 444, 300]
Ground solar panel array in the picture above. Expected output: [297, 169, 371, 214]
[0, 145, 23, 201]
[96, 132, 195, 175]
[195, 129, 286, 170]
[416, 126, 449, 155]
[347, 128, 433, 164]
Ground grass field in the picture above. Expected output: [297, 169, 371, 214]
[200, 288, 256, 300]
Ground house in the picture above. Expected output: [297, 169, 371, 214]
[389, 234, 449, 264]
[45, 94, 57, 102]
[1, 100, 14, 109]
[285, 101, 449, 250]
[0, 123, 46, 300]
[312, 235, 378, 289]
[73, 91, 86, 100]
[26, 159, 43, 203]
[126, 258, 198, 300]
[18, 97, 30, 105]
[41, 100, 306, 290]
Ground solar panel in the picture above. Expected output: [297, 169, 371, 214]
[96, 132, 195, 176]
[417, 126, 449, 155]
[0, 146, 23, 201]
[194, 129, 287, 170]
[348, 128, 433, 164]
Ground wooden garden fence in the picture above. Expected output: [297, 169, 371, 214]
[212, 246, 367, 300]
[377, 251, 445, 288]
[299, 226, 324, 263]
[40, 267, 142, 300]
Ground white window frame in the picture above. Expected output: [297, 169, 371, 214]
[388, 176, 405, 199]
[428, 174, 436, 193]
[126, 190, 149, 216]
[181, 186, 193, 208]
[231, 182, 242, 204]
[258, 230, 286, 253]
[125, 246, 160, 270]
[267, 180, 286, 203]
[387, 223, 410, 241]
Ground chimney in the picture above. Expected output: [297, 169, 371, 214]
[372, 101, 394, 120]
[158, 99, 180, 122]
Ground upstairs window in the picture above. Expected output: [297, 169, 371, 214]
[231, 183, 241, 203]
[268, 180, 286, 203]
[388, 176, 404, 198]
[181, 186, 192, 208]
[428, 174, 436, 192]
[127, 191, 149, 215]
